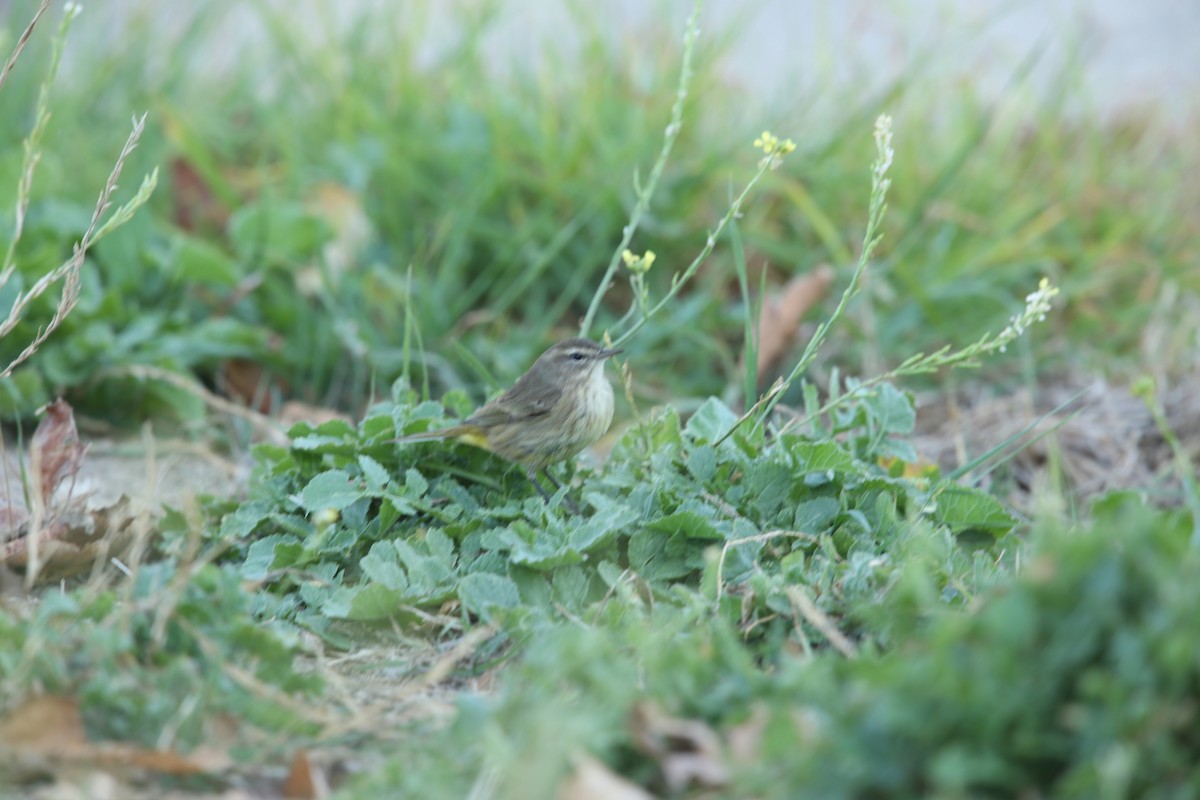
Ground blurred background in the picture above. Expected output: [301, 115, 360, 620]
[0, 0, 1196, 445]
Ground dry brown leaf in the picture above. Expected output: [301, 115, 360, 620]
[629, 701, 729, 792]
[725, 705, 769, 765]
[0, 495, 147, 583]
[0, 695, 89, 752]
[217, 357, 291, 414]
[753, 265, 836, 379]
[0, 506, 29, 541]
[283, 749, 329, 799]
[31, 398, 87, 504]
[0, 695, 231, 783]
[557, 753, 657, 800]
[169, 156, 230, 234]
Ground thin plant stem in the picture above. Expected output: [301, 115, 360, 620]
[579, 0, 701, 338]
[0, 115, 158, 377]
[611, 155, 778, 348]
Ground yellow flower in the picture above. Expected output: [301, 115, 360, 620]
[753, 130, 779, 153]
[622, 249, 656, 274]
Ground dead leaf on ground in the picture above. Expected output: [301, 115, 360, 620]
[629, 701, 729, 792]
[0, 506, 29, 541]
[169, 156, 231, 234]
[751, 265, 836, 380]
[30, 398, 87, 504]
[217, 356, 291, 415]
[725, 705, 769, 765]
[0, 495, 149, 584]
[0, 695, 231, 785]
[558, 753, 657, 800]
[283, 749, 329, 799]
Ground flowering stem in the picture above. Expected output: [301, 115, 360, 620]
[718, 115, 895, 444]
[611, 155, 780, 348]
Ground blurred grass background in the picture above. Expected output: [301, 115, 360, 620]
[0, 0, 1196, 428]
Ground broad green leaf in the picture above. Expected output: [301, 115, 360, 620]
[566, 501, 639, 552]
[646, 510, 723, 541]
[405, 468, 429, 497]
[686, 445, 717, 482]
[551, 566, 593, 610]
[323, 585, 419, 622]
[744, 461, 795, 517]
[360, 542, 409, 591]
[292, 435, 356, 453]
[174, 235, 238, 287]
[425, 529, 456, 564]
[241, 534, 294, 580]
[299, 470, 363, 511]
[228, 201, 331, 261]
[862, 383, 916, 435]
[393, 540, 455, 594]
[358, 455, 391, 492]
[788, 440, 861, 473]
[628, 529, 696, 581]
[684, 397, 739, 443]
[458, 572, 521, 618]
[794, 497, 842, 531]
[220, 501, 273, 539]
[508, 538, 585, 570]
[930, 484, 1016, 534]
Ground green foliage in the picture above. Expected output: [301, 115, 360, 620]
[350, 494, 1200, 798]
[217, 383, 1012, 665]
[3, 0, 1186, 423]
[0, 560, 321, 751]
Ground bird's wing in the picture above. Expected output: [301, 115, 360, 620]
[465, 367, 562, 427]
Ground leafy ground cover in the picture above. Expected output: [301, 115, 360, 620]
[0, 0, 1197, 797]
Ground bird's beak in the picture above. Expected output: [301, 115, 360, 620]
[599, 347, 623, 359]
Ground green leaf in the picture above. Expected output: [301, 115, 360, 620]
[686, 445, 717, 482]
[425, 529, 455, 564]
[744, 461, 795, 517]
[862, 383, 916, 435]
[646, 510, 723, 541]
[173, 235, 238, 287]
[458, 572, 521, 618]
[684, 397, 739, 443]
[551, 566, 593, 610]
[794, 497, 842, 531]
[405, 468, 429, 497]
[788, 440, 861, 473]
[219, 502, 272, 539]
[930, 484, 1016, 534]
[228, 200, 331, 262]
[242, 535, 294, 580]
[567, 499, 639, 552]
[299, 470, 363, 512]
[357, 455, 391, 492]
[323, 584, 420, 622]
[360, 542, 409, 591]
[628, 529, 696, 581]
[291, 435, 355, 453]
[393, 540, 456, 595]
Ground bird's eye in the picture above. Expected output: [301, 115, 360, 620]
[569, 352, 586, 361]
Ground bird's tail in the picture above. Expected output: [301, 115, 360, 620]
[391, 425, 482, 445]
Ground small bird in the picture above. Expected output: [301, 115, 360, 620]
[393, 338, 622, 509]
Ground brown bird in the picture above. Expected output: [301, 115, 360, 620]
[393, 338, 621, 509]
